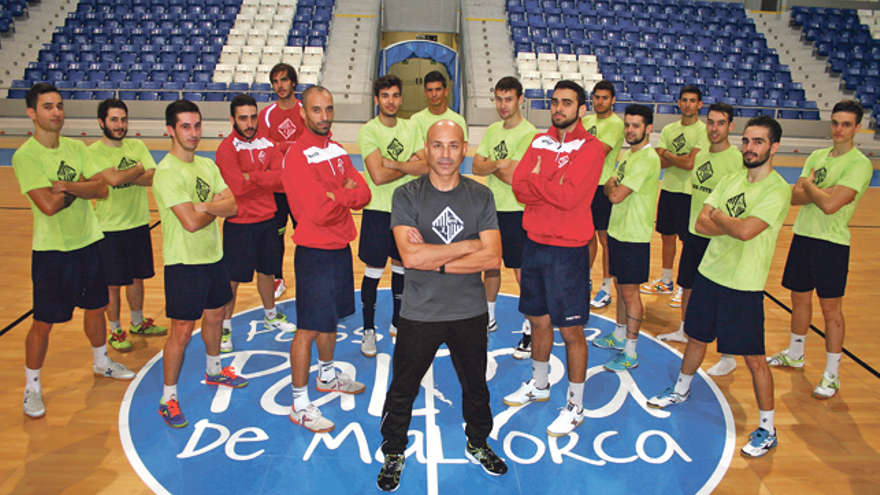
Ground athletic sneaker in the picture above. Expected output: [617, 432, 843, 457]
[487, 319, 498, 333]
[159, 398, 188, 428]
[23, 389, 45, 418]
[513, 334, 531, 360]
[766, 348, 805, 369]
[361, 328, 377, 357]
[546, 402, 584, 437]
[740, 427, 778, 458]
[220, 327, 233, 353]
[205, 366, 248, 388]
[604, 351, 638, 372]
[503, 378, 550, 406]
[640, 278, 673, 294]
[274, 278, 287, 299]
[812, 371, 840, 399]
[377, 453, 405, 492]
[592, 331, 624, 350]
[264, 313, 296, 333]
[290, 403, 334, 433]
[669, 286, 683, 308]
[130, 318, 167, 336]
[465, 442, 508, 476]
[93, 358, 136, 379]
[317, 372, 366, 394]
[590, 289, 612, 309]
[647, 386, 689, 409]
[108, 328, 132, 352]
[389, 323, 397, 338]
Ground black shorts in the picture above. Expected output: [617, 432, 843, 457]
[295, 245, 355, 332]
[676, 233, 711, 289]
[100, 224, 156, 286]
[607, 235, 650, 285]
[357, 209, 400, 268]
[164, 261, 233, 321]
[497, 211, 526, 269]
[519, 238, 589, 327]
[685, 273, 765, 356]
[223, 218, 282, 282]
[781, 234, 850, 299]
[274, 192, 298, 233]
[656, 190, 690, 238]
[32, 241, 109, 324]
[591, 184, 613, 232]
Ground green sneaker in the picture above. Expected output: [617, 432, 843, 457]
[109, 328, 132, 352]
[264, 312, 296, 333]
[766, 348, 804, 369]
[221, 328, 233, 353]
[130, 318, 167, 336]
[812, 371, 840, 399]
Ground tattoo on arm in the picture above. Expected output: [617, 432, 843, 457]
[62, 192, 76, 209]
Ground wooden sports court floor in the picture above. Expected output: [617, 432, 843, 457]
[0, 141, 878, 494]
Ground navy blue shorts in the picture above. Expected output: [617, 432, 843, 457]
[608, 235, 650, 285]
[100, 224, 155, 286]
[656, 190, 690, 239]
[677, 233, 711, 289]
[295, 245, 355, 332]
[223, 218, 282, 282]
[32, 241, 109, 324]
[591, 184, 612, 232]
[497, 211, 526, 269]
[274, 192, 298, 232]
[781, 234, 849, 299]
[685, 273, 766, 356]
[519, 238, 589, 327]
[164, 261, 233, 321]
[357, 209, 400, 268]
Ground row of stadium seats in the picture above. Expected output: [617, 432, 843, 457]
[507, 0, 746, 19]
[7, 80, 315, 102]
[509, 12, 751, 30]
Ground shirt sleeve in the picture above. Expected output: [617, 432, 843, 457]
[137, 141, 158, 170]
[281, 154, 349, 227]
[12, 150, 51, 194]
[619, 151, 654, 194]
[835, 156, 872, 194]
[511, 143, 542, 204]
[79, 142, 103, 180]
[512, 128, 537, 161]
[476, 186, 499, 232]
[748, 179, 791, 226]
[153, 168, 191, 209]
[357, 122, 380, 158]
[704, 174, 730, 209]
[390, 182, 417, 229]
[657, 125, 671, 151]
[332, 157, 372, 210]
[692, 125, 710, 152]
[211, 160, 229, 196]
[475, 127, 491, 158]
[215, 140, 262, 198]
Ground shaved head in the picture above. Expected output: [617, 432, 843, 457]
[426, 120, 464, 145]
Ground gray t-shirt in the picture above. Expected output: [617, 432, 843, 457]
[391, 174, 498, 322]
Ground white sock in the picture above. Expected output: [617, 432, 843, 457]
[707, 355, 737, 376]
[292, 385, 310, 411]
[223, 319, 232, 331]
[130, 310, 144, 326]
[206, 354, 221, 376]
[318, 360, 335, 382]
[163, 384, 178, 402]
[109, 320, 122, 331]
[759, 409, 775, 435]
[92, 344, 110, 368]
[674, 372, 693, 395]
[533, 360, 550, 389]
[487, 301, 496, 321]
[568, 381, 585, 411]
[679, 321, 685, 333]
[25, 367, 41, 394]
[624, 338, 638, 357]
[825, 352, 841, 377]
[602, 277, 613, 293]
[613, 323, 626, 341]
[265, 306, 278, 320]
[789, 333, 806, 360]
[661, 268, 673, 285]
[522, 319, 531, 336]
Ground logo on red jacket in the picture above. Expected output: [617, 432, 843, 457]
[558, 155, 570, 168]
[336, 158, 345, 175]
[259, 150, 268, 164]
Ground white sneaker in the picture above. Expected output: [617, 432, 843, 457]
[290, 403, 334, 433]
[317, 372, 366, 394]
[23, 389, 45, 418]
[487, 319, 498, 333]
[812, 371, 840, 399]
[546, 402, 584, 437]
[220, 328, 233, 353]
[669, 286, 683, 308]
[389, 323, 397, 338]
[657, 328, 688, 343]
[512, 334, 531, 360]
[274, 278, 287, 299]
[93, 358, 136, 380]
[503, 378, 550, 407]
[264, 313, 296, 333]
[361, 328, 377, 357]
[707, 356, 737, 376]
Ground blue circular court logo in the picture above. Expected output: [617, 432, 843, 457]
[121, 291, 734, 494]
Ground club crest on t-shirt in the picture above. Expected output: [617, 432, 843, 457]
[432, 206, 464, 244]
[57, 161, 76, 182]
[278, 119, 297, 140]
[813, 166, 827, 185]
[195, 177, 210, 202]
[672, 133, 686, 153]
[616, 160, 627, 182]
[386, 138, 404, 161]
[725, 192, 746, 218]
[493, 140, 509, 160]
[118, 156, 138, 171]
[696, 161, 714, 184]
[586, 126, 598, 137]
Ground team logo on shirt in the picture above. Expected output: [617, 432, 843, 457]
[672, 133, 686, 153]
[493, 140, 509, 160]
[432, 206, 464, 244]
[195, 177, 210, 202]
[725, 192, 747, 218]
[586, 126, 598, 137]
[616, 161, 627, 182]
[813, 166, 827, 185]
[57, 161, 76, 182]
[336, 158, 346, 175]
[386, 138, 404, 161]
[278, 119, 297, 140]
[259, 150, 268, 164]
[118, 157, 138, 171]
[696, 161, 714, 184]
[558, 155, 570, 168]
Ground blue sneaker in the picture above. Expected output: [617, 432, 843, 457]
[590, 289, 612, 309]
[592, 331, 624, 350]
[646, 386, 689, 409]
[604, 351, 639, 371]
[740, 427, 778, 458]
[159, 398, 188, 428]
[205, 366, 248, 388]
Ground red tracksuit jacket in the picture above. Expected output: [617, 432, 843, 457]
[215, 127, 284, 224]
